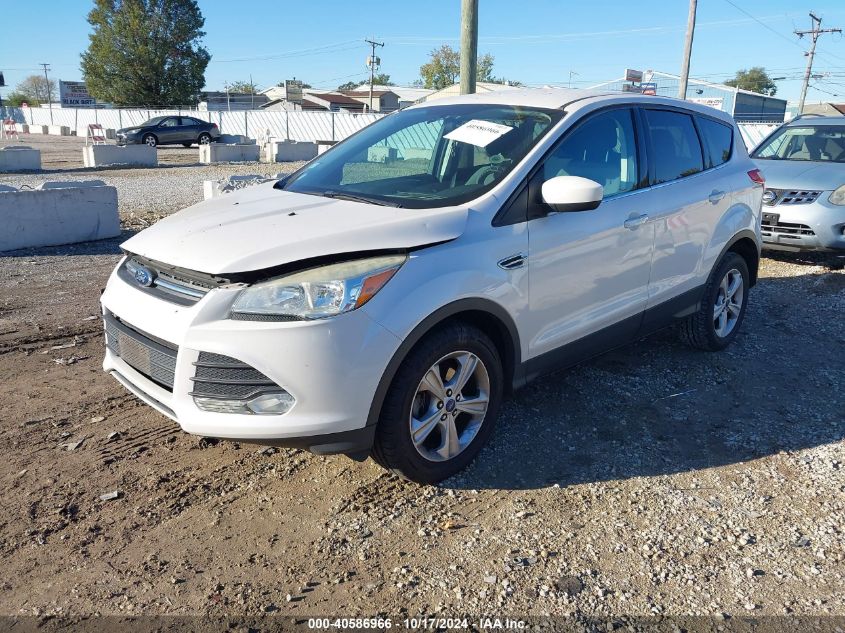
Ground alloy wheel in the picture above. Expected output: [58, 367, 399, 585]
[408, 351, 490, 462]
[713, 268, 744, 338]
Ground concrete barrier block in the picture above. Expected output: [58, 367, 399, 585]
[402, 148, 433, 160]
[367, 146, 398, 163]
[83, 144, 157, 168]
[14, 123, 29, 134]
[38, 180, 107, 190]
[199, 143, 260, 164]
[0, 146, 41, 171]
[0, 184, 120, 252]
[105, 129, 117, 140]
[28, 125, 49, 135]
[48, 125, 71, 136]
[265, 140, 318, 162]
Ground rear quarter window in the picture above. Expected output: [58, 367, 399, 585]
[697, 117, 733, 168]
[644, 109, 704, 184]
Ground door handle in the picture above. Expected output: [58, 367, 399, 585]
[623, 214, 649, 230]
[708, 190, 726, 204]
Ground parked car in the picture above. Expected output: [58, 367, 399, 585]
[751, 115, 845, 251]
[116, 115, 220, 148]
[101, 89, 763, 483]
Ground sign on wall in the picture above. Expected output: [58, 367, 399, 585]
[59, 81, 98, 108]
[689, 97, 724, 110]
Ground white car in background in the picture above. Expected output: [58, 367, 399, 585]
[101, 89, 763, 483]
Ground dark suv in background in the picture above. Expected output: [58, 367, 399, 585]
[116, 116, 220, 148]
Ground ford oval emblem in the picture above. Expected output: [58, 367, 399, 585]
[133, 265, 155, 287]
[762, 190, 777, 206]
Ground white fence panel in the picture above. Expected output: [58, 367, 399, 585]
[737, 123, 779, 151]
[3, 107, 385, 142]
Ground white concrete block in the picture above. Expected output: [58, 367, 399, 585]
[28, 125, 49, 135]
[82, 144, 157, 167]
[0, 146, 41, 171]
[199, 143, 260, 164]
[265, 140, 318, 162]
[403, 148, 433, 160]
[367, 146, 398, 163]
[0, 184, 120, 252]
[317, 141, 336, 155]
[38, 180, 107, 190]
[48, 125, 71, 136]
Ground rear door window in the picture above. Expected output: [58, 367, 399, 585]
[697, 117, 733, 168]
[644, 109, 704, 183]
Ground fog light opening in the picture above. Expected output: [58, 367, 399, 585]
[193, 390, 295, 415]
[246, 392, 296, 415]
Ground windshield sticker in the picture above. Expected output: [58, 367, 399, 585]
[444, 119, 514, 148]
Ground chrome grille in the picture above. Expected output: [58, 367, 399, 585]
[104, 315, 177, 390]
[190, 351, 282, 400]
[761, 221, 816, 237]
[764, 189, 822, 206]
[120, 258, 212, 306]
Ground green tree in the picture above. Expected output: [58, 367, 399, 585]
[81, 0, 210, 106]
[15, 75, 56, 103]
[725, 67, 777, 96]
[4, 91, 37, 107]
[227, 80, 257, 94]
[337, 74, 393, 91]
[419, 44, 495, 90]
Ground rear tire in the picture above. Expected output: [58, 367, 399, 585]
[371, 322, 503, 484]
[142, 134, 157, 148]
[679, 251, 750, 351]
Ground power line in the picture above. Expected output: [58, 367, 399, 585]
[721, 0, 805, 50]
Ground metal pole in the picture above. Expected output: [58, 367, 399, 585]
[678, 0, 697, 100]
[460, 0, 478, 95]
[40, 63, 53, 124]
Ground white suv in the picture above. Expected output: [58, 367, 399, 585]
[101, 89, 763, 483]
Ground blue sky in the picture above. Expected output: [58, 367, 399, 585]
[1, 0, 845, 103]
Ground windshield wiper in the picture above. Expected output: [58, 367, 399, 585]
[322, 191, 401, 207]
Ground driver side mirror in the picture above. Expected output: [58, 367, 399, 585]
[541, 176, 603, 213]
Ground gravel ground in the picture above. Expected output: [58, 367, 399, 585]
[0, 134, 305, 223]
[0, 135, 843, 627]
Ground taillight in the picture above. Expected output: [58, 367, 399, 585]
[747, 169, 765, 186]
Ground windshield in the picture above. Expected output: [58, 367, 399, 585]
[752, 124, 845, 163]
[279, 104, 563, 208]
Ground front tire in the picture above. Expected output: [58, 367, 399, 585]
[372, 323, 503, 484]
[142, 134, 157, 148]
[198, 132, 211, 145]
[679, 251, 750, 351]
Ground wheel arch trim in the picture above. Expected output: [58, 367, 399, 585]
[365, 298, 522, 429]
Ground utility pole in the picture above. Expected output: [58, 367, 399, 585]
[568, 70, 579, 89]
[40, 63, 53, 124]
[365, 38, 384, 112]
[460, 0, 479, 95]
[796, 12, 841, 115]
[678, 0, 697, 99]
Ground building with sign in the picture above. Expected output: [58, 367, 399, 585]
[590, 70, 787, 123]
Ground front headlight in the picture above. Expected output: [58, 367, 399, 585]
[829, 185, 845, 206]
[231, 254, 406, 320]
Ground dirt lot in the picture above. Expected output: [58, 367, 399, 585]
[0, 138, 844, 627]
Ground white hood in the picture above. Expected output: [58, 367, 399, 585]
[121, 182, 468, 275]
